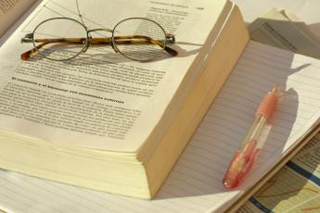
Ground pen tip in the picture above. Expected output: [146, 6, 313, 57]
[223, 178, 238, 189]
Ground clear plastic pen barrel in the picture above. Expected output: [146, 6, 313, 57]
[223, 86, 279, 189]
[222, 114, 266, 189]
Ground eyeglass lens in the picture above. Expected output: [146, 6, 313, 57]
[33, 18, 88, 61]
[113, 18, 167, 61]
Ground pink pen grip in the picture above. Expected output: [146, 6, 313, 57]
[256, 88, 278, 121]
[223, 140, 260, 189]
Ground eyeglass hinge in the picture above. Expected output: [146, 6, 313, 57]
[21, 33, 34, 43]
[166, 33, 175, 44]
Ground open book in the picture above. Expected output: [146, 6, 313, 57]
[1, 41, 320, 212]
[0, 0, 249, 199]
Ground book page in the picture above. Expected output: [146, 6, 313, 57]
[239, 132, 320, 212]
[0, 41, 320, 212]
[0, 0, 36, 37]
[0, 0, 227, 152]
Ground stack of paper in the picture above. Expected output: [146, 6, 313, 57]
[249, 8, 320, 59]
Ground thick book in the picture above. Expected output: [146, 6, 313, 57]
[0, 0, 249, 199]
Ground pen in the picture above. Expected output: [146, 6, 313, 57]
[223, 86, 280, 189]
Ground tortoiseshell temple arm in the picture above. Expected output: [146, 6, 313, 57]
[21, 34, 178, 60]
[112, 34, 177, 57]
[21, 37, 88, 60]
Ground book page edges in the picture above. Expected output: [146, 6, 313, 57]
[143, 4, 250, 198]
[0, 132, 151, 199]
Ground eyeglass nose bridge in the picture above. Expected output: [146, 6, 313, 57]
[86, 28, 119, 53]
[82, 35, 90, 53]
[110, 41, 119, 53]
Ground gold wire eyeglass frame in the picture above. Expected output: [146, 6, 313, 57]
[21, 17, 178, 62]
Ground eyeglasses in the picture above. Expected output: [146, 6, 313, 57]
[21, 17, 178, 62]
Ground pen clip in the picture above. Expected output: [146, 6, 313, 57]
[223, 140, 260, 189]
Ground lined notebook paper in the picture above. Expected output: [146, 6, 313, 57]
[1, 41, 320, 213]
